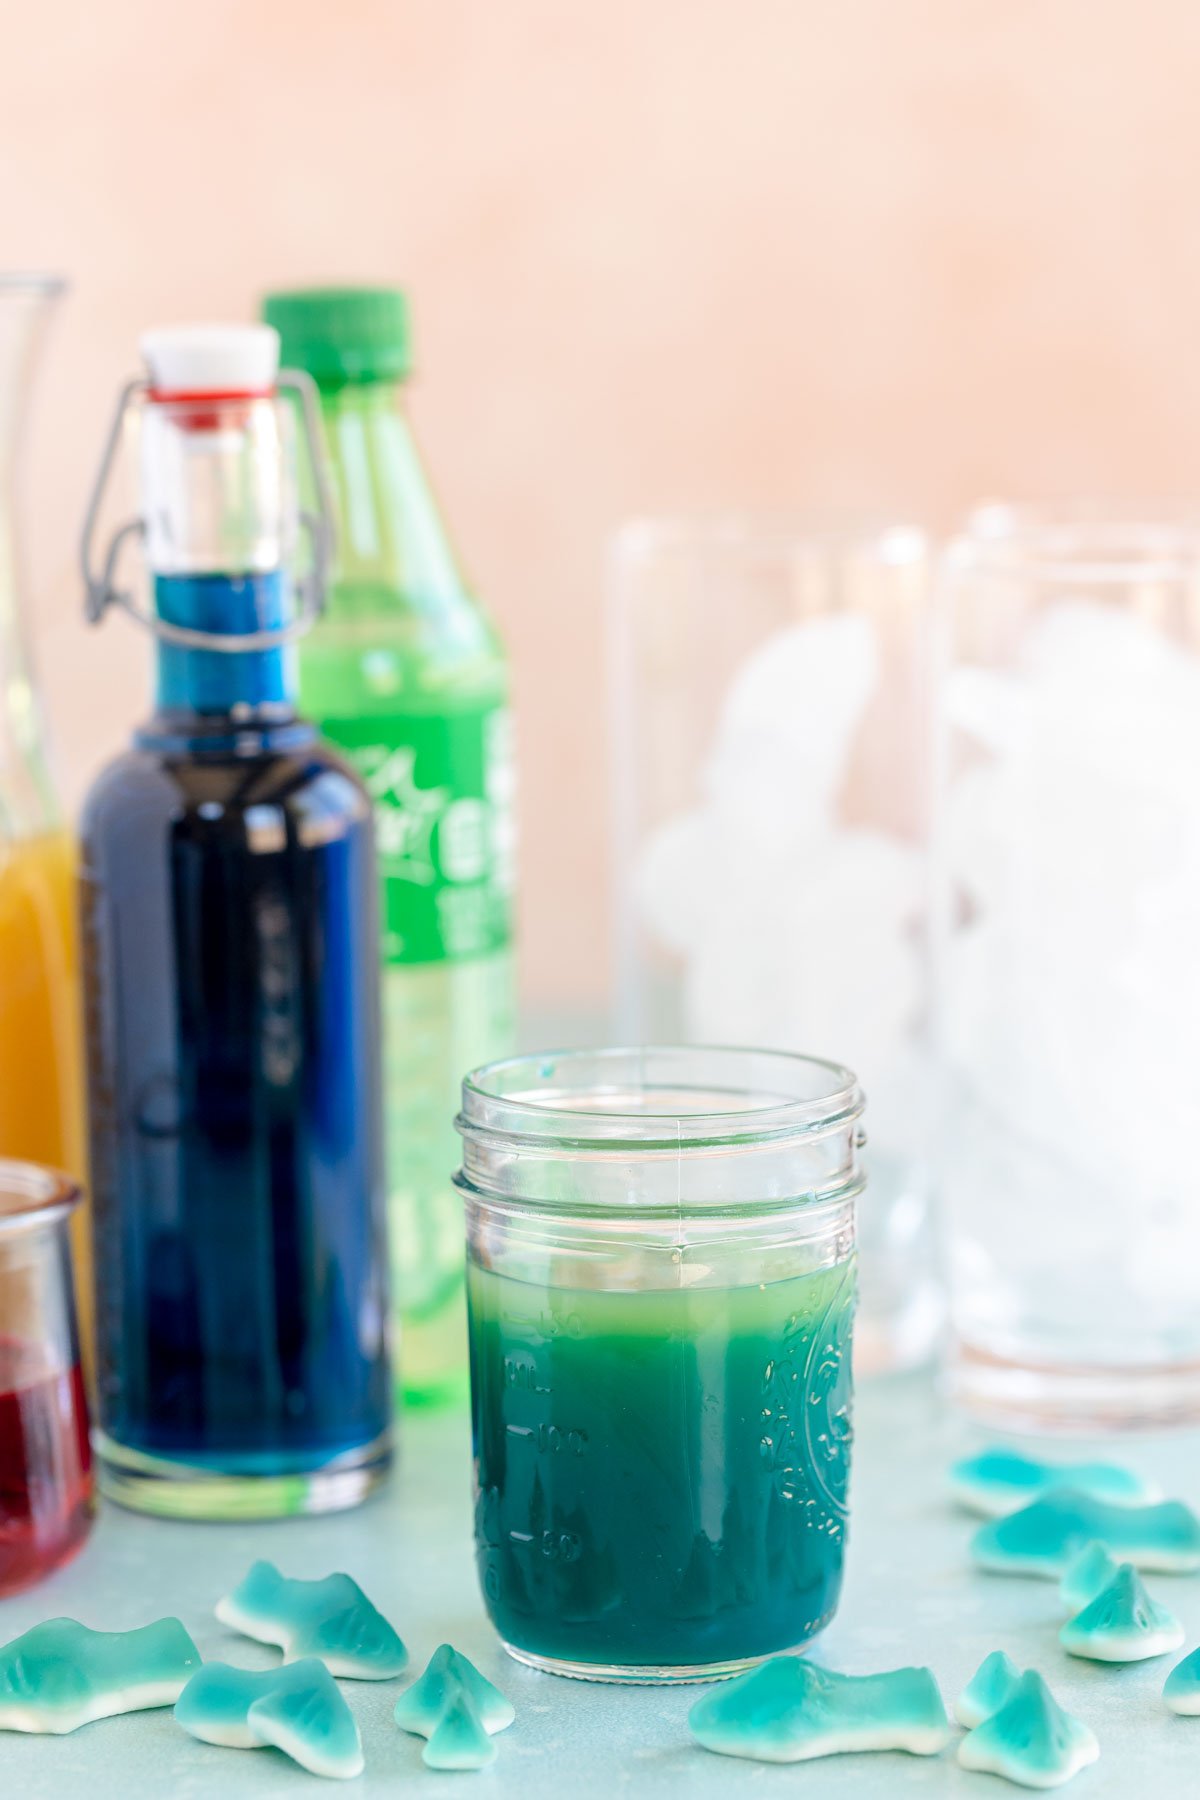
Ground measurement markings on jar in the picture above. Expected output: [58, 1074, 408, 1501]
[503, 1356, 551, 1394]
[535, 1310, 584, 1339]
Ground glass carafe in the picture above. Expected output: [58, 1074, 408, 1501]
[0, 277, 87, 1349]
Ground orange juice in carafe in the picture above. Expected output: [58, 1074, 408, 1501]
[0, 831, 82, 1164]
[0, 278, 89, 1355]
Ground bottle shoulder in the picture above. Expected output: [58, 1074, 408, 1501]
[82, 733, 372, 837]
[316, 579, 505, 651]
[81, 745, 174, 832]
[309, 387, 508, 706]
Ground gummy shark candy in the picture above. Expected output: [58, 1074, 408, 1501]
[957, 1670, 1099, 1789]
[395, 1644, 514, 1770]
[394, 1644, 514, 1738]
[1059, 1564, 1184, 1663]
[970, 1488, 1200, 1577]
[424, 1690, 498, 1771]
[0, 1617, 200, 1734]
[216, 1560, 407, 1679]
[949, 1447, 1154, 1518]
[1163, 1646, 1200, 1713]
[955, 1650, 1021, 1728]
[174, 1658, 363, 1780]
[687, 1656, 950, 1763]
[1059, 1542, 1120, 1615]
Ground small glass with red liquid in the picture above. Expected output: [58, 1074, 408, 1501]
[0, 1161, 92, 1594]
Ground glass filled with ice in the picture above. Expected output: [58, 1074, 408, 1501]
[934, 502, 1200, 1428]
[608, 517, 939, 1375]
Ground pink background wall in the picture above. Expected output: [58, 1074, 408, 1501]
[8, 0, 1200, 1012]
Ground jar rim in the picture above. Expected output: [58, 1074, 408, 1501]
[0, 1160, 82, 1237]
[458, 1045, 864, 1152]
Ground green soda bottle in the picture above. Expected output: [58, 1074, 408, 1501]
[262, 287, 515, 1405]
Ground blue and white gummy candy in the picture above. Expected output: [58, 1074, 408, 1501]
[394, 1644, 514, 1738]
[949, 1448, 1154, 1518]
[687, 1656, 950, 1763]
[955, 1650, 1021, 1728]
[395, 1645, 514, 1772]
[1059, 1542, 1120, 1615]
[1164, 1646, 1200, 1713]
[216, 1560, 407, 1680]
[1059, 1564, 1184, 1663]
[423, 1691, 499, 1771]
[174, 1658, 363, 1780]
[970, 1489, 1200, 1577]
[957, 1670, 1099, 1790]
[0, 1618, 201, 1734]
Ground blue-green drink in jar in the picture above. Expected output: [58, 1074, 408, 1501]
[456, 1047, 862, 1682]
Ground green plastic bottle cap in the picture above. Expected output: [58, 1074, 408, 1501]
[261, 286, 412, 386]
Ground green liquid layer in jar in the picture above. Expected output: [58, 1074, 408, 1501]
[468, 1256, 855, 1675]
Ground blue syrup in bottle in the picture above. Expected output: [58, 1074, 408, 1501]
[80, 329, 392, 1516]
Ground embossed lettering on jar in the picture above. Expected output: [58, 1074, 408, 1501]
[456, 1047, 863, 1684]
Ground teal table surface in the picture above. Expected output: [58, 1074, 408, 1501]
[4, 1372, 1200, 1797]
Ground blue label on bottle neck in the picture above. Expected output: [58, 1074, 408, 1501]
[154, 571, 297, 716]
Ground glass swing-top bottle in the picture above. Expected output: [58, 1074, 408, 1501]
[79, 324, 392, 1517]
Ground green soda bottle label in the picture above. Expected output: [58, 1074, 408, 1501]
[321, 704, 515, 964]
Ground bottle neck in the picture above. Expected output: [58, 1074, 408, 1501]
[152, 569, 298, 720]
[316, 377, 468, 611]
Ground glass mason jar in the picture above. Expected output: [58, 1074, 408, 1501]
[0, 1160, 92, 1594]
[608, 517, 939, 1376]
[455, 1046, 863, 1684]
[934, 503, 1200, 1428]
